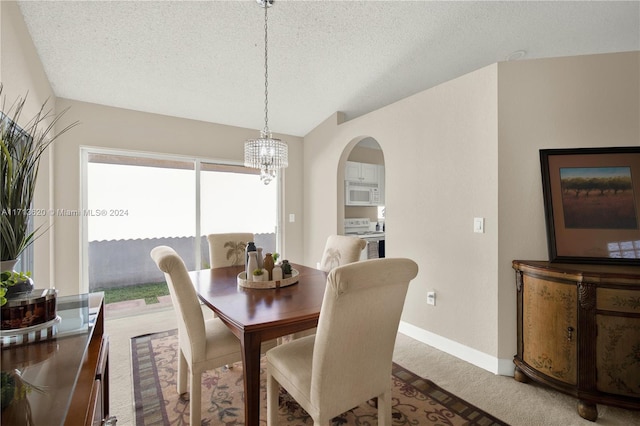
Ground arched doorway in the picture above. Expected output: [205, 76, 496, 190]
[340, 137, 385, 259]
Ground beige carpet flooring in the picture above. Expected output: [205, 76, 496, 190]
[105, 304, 640, 426]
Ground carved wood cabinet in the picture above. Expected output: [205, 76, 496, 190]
[512, 261, 640, 421]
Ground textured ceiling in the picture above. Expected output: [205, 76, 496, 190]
[17, 1, 640, 137]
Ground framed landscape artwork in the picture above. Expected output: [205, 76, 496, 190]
[540, 147, 640, 265]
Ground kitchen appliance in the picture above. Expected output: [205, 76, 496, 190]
[344, 218, 385, 260]
[345, 181, 380, 206]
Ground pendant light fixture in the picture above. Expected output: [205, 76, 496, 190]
[244, 0, 288, 185]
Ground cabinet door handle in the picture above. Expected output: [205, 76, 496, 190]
[567, 326, 574, 341]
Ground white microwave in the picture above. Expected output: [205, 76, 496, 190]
[345, 181, 380, 206]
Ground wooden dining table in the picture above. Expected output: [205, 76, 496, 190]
[189, 263, 328, 426]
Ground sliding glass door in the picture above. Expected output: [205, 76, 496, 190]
[81, 149, 280, 297]
[199, 162, 278, 266]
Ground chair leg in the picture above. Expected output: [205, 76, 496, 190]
[377, 389, 392, 426]
[312, 416, 332, 426]
[189, 371, 202, 426]
[266, 370, 279, 425]
[178, 350, 188, 395]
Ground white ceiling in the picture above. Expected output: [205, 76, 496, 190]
[17, 1, 640, 137]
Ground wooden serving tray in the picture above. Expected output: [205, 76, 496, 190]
[237, 269, 299, 289]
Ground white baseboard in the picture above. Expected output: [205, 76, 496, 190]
[398, 321, 515, 376]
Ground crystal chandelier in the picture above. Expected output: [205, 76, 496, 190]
[244, 0, 288, 185]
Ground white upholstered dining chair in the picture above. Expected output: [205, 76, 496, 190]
[290, 234, 367, 341]
[150, 245, 243, 426]
[318, 234, 366, 272]
[266, 257, 419, 425]
[206, 232, 254, 268]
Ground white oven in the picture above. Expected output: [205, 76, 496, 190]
[345, 181, 380, 206]
[359, 234, 385, 260]
[344, 218, 385, 260]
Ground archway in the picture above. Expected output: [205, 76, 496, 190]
[338, 136, 386, 259]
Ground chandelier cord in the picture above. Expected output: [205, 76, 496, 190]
[244, 0, 287, 185]
[263, 3, 269, 136]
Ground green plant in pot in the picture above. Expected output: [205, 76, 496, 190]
[0, 85, 78, 296]
[252, 268, 265, 282]
[0, 270, 31, 306]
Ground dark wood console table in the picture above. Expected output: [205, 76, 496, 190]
[1, 292, 110, 425]
[512, 261, 640, 421]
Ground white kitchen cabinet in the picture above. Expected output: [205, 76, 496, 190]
[377, 164, 385, 204]
[345, 161, 378, 184]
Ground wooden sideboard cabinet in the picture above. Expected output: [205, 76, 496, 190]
[1, 293, 110, 425]
[65, 293, 111, 426]
[512, 261, 640, 421]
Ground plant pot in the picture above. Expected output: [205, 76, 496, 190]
[1, 288, 57, 330]
[4, 277, 34, 297]
[1, 259, 34, 298]
[0, 259, 18, 272]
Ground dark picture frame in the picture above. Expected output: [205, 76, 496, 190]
[540, 147, 640, 265]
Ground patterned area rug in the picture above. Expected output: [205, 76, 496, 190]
[131, 329, 508, 425]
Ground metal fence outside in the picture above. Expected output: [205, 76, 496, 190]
[88, 233, 276, 290]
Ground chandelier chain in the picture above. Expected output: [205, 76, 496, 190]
[263, 3, 269, 135]
[244, 0, 287, 185]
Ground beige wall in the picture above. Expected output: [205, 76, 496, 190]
[50, 101, 303, 296]
[304, 64, 499, 365]
[303, 51, 639, 373]
[1, 1, 56, 284]
[348, 145, 384, 164]
[496, 52, 640, 359]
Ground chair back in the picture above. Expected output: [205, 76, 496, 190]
[206, 233, 254, 268]
[150, 245, 206, 363]
[311, 258, 418, 412]
[319, 235, 366, 272]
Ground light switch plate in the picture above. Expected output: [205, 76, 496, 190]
[427, 291, 436, 306]
[473, 217, 484, 233]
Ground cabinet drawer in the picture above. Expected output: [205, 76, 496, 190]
[597, 288, 640, 313]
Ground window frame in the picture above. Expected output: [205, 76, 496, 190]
[79, 147, 283, 292]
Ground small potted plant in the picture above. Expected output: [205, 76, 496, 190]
[252, 268, 265, 282]
[0, 270, 31, 307]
